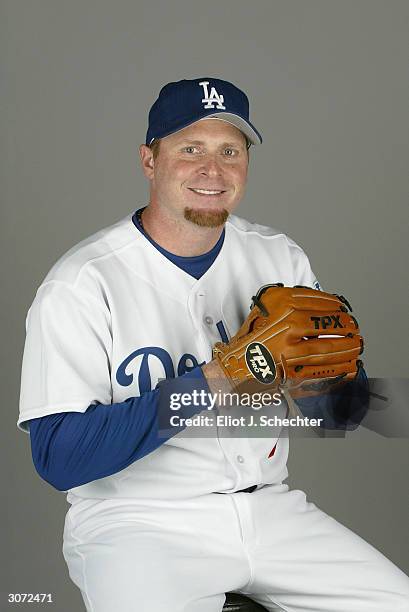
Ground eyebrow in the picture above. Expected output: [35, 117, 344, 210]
[176, 139, 246, 148]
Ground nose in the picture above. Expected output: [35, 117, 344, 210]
[198, 155, 223, 178]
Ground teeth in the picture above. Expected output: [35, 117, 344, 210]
[191, 188, 223, 195]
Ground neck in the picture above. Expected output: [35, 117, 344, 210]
[140, 204, 226, 256]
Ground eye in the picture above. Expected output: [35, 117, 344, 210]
[182, 146, 199, 154]
[223, 148, 237, 157]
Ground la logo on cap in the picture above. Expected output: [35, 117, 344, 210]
[199, 81, 226, 110]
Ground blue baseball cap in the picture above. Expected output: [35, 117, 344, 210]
[146, 78, 262, 147]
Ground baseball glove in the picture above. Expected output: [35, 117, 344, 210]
[213, 284, 364, 399]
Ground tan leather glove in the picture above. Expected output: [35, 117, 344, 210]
[213, 284, 364, 399]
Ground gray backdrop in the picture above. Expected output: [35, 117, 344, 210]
[2, 0, 408, 609]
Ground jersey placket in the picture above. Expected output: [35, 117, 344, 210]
[187, 282, 264, 491]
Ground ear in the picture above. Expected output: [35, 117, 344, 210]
[139, 144, 155, 180]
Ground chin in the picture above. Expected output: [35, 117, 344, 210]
[184, 207, 229, 228]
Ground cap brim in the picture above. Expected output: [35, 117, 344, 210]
[202, 112, 262, 145]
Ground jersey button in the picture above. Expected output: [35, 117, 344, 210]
[204, 316, 213, 325]
[236, 455, 245, 464]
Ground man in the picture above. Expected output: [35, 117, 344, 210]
[18, 78, 409, 611]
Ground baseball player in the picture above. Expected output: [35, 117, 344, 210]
[18, 78, 409, 611]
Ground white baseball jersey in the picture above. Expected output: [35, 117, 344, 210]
[18, 212, 319, 503]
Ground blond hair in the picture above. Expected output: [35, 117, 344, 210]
[149, 139, 161, 160]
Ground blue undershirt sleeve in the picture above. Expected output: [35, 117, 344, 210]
[28, 367, 209, 491]
[29, 365, 369, 492]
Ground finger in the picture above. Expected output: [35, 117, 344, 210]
[261, 287, 351, 315]
[286, 294, 346, 313]
[285, 335, 363, 364]
[282, 359, 360, 383]
[287, 310, 359, 338]
[290, 288, 352, 312]
[286, 365, 360, 399]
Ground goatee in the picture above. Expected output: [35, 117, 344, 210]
[184, 207, 229, 228]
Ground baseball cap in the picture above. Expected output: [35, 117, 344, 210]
[146, 78, 262, 147]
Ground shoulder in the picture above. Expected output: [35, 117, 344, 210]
[39, 213, 138, 288]
[226, 214, 320, 288]
[227, 214, 283, 237]
[227, 214, 306, 253]
[27, 212, 141, 311]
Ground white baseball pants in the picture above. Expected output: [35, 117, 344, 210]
[63, 484, 409, 611]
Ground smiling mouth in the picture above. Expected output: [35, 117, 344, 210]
[188, 188, 226, 196]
